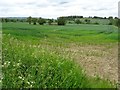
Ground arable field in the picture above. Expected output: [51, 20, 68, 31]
[2, 22, 118, 88]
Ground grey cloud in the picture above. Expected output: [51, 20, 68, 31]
[25, 2, 36, 5]
[82, 6, 113, 11]
[36, 4, 49, 8]
[14, 2, 50, 9]
[10, 2, 35, 8]
[59, 2, 68, 5]
[51, 1, 71, 8]
[82, 7, 87, 10]
[48, 0, 72, 3]
[91, 7, 114, 11]
[55, 8, 66, 11]
[49, 0, 72, 6]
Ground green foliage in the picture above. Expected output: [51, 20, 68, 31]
[32, 18, 37, 25]
[75, 19, 82, 24]
[27, 16, 32, 24]
[48, 19, 54, 25]
[108, 22, 112, 25]
[108, 18, 114, 25]
[1, 18, 13, 23]
[2, 23, 118, 44]
[108, 16, 113, 19]
[2, 36, 88, 88]
[85, 19, 91, 24]
[94, 22, 99, 25]
[115, 19, 120, 27]
[38, 18, 46, 25]
[57, 17, 66, 25]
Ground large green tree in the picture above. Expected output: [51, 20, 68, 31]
[38, 18, 46, 25]
[85, 19, 90, 24]
[48, 19, 53, 25]
[32, 18, 37, 25]
[27, 16, 32, 24]
[57, 17, 66, 25]
[75, 19, 82, 24]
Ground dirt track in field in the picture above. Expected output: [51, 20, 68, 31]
[65, 43, 118, 83]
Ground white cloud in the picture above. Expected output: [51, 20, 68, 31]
[0, 0, 119, 18]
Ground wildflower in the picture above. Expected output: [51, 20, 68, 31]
[13, 64, 16, 67]
[18, 76, 22, 79]
[17, 63, 20, 66]
[31, 81, 34, 84]
[8, 61, 10, 64]
[30, 85, 32, 87]
[4, 61, 10, 67]
[22, 78, 24, 80]
[27, 81, 30, 85]
[18, 59, 21, 62]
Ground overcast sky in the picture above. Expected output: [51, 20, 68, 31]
[0, 0, 119, 19]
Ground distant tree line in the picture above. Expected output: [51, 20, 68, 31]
[0, 18, 26, 23]
[26, 16, 66, 26]
[60, 16, 83, 21]
[57, 16, 118, 20]
[107, 16, 119, 26]
[0, 16, 119, 27]
[27, 16, 46, 25]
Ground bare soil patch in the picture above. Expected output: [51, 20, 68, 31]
[65, 43, 118, 83]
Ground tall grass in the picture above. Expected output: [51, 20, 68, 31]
[2, 34, 115, 88]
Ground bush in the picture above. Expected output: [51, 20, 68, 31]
[75, 19, 82, 24]
[57, 17, 66, 25]
[48, 19, 53, 25]
[115, 19, 120, 27]
[85, 19, 91, 24]
[108, 22, 112, 25]
[27, 16, 32, 24]
[32, 18, 37, 25]
[94, 22, 99, 25]
[38, 18, 46, 25]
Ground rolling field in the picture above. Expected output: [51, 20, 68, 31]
[2, 22, 118, 88]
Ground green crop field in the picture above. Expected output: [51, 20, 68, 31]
[2, 22, 118, 88]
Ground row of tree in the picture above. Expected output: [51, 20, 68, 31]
[0, 18, 26, 22]
[58, 16, 118, 20]
[27, 16, 66, 25]
[74, 19, 90, 24]
[0, 16, 120, 27]
[27, 17, 46, 25]
[0, 16, 66, 25]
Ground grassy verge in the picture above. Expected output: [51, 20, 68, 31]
[2, 34, 115, 88]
